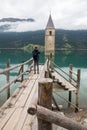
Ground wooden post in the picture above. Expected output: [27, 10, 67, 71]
[21, 61, 24, 82]
[75, 69, 80, 112]
[47, 58, 49, 71]
[38, 78, 53, 130]
[6, 59, 10, 99]
[45, 70, 49, 78]
[52, 95, 60, 111]
[68, 64, 72, 107]
[49, 53, 54, 72]
[28, 105, 87, 130]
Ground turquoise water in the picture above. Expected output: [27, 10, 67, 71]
[0, 49, 87, 108]
[54, 50, 87, 108]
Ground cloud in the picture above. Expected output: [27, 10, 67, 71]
[0, 24, 11, 32]
[0, 18, 35, 22]
[0, 0, 87, 31]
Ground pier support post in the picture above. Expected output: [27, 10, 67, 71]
[38, 78, 53, 130]
[68, 64, 72, 108]
[21, 61, 24, 82]
[6, 59, 10, 99]
[75, 69, 80, 112]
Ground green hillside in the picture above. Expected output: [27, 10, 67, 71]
[22, 44, 44, 52]
[0, 29, 87, 49]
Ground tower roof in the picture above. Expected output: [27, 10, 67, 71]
[46, 14, 55, 29]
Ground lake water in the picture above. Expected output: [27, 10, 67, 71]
[0, 49, 87, 108]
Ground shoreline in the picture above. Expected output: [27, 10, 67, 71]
[0, 48, 87, 51]
[0, 48, 21, 50]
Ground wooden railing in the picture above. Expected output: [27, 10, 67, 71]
[50, 61, 81, 89]
[0, 58, 33, 99]
[48, 60, 81, 112]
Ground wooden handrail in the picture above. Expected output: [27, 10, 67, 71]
[53, 91, 80, 111]
[28, 105, 87, 130]
[0, 70, 25, 93]
[51, 61, 69, 77]
[69, 69, 77, 76]
[0, 58, 33, 74]
[49, 60, 80, 89]
[0, 58, 33, 94]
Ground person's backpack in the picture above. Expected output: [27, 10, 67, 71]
[33, 50, 38, 60]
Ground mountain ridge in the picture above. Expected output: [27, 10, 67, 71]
[0, 29, 87, 49]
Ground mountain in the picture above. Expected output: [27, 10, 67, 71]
[0, 29, 87, 49]
[55, 29, 87, 49]
[0, 31, 44, 48]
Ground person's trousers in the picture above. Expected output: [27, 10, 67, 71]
[34, 60, 39, 73]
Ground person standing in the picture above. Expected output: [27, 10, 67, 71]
[32, 46, 40, 74]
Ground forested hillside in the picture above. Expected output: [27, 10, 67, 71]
[0, 29, 87, 49]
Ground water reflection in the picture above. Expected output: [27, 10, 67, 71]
[54, 50, 87, 68]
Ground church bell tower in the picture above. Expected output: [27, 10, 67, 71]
[45, 14, 55, 56]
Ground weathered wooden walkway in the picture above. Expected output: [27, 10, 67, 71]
[0, 59, 87, 130]
[0, 65, 44, 130]
[0, 66, 66, 130]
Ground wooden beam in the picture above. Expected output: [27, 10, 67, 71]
[52, 95, 60, 111]
[68, 64, 73, 108]
[28, 105, 87, 130]
[75, 69, 81, 112]
[6, 59, 10, 99]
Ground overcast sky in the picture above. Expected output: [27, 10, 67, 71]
[0, 0, 87, 32]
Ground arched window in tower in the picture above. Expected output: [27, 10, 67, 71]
[49, 31, 52, 36]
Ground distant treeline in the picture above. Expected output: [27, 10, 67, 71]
[0, 29, 87, 49]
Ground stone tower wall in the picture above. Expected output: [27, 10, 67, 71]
[45, 28, 55, 55]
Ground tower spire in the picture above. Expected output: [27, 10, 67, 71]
[46, 14, 55, 29]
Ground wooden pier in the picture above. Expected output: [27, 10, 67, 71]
[0, 58, 87, 130]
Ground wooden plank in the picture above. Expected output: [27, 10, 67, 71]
[3, 108, 22, 130]
[0, 78, 33, 129]
[25, 78, 38, 107]
[22, 114, 36, 130]
[15, 80, 35, 107]
[10, 77, 39, 130]
[13, 107, 28, 130]
[0, 81, 28, 125]
[14, 67, 40, 108]
[0, 65, 44, 130]
[9, 71, 35, 107]
[25, 75, 42, 107]
[0, 79, 29, 110]
[22, 66, 44, 130]
[20, 67, 43, 129]
[0, 108, 16, 130]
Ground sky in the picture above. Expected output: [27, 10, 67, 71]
[0, 0, 87, 32]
